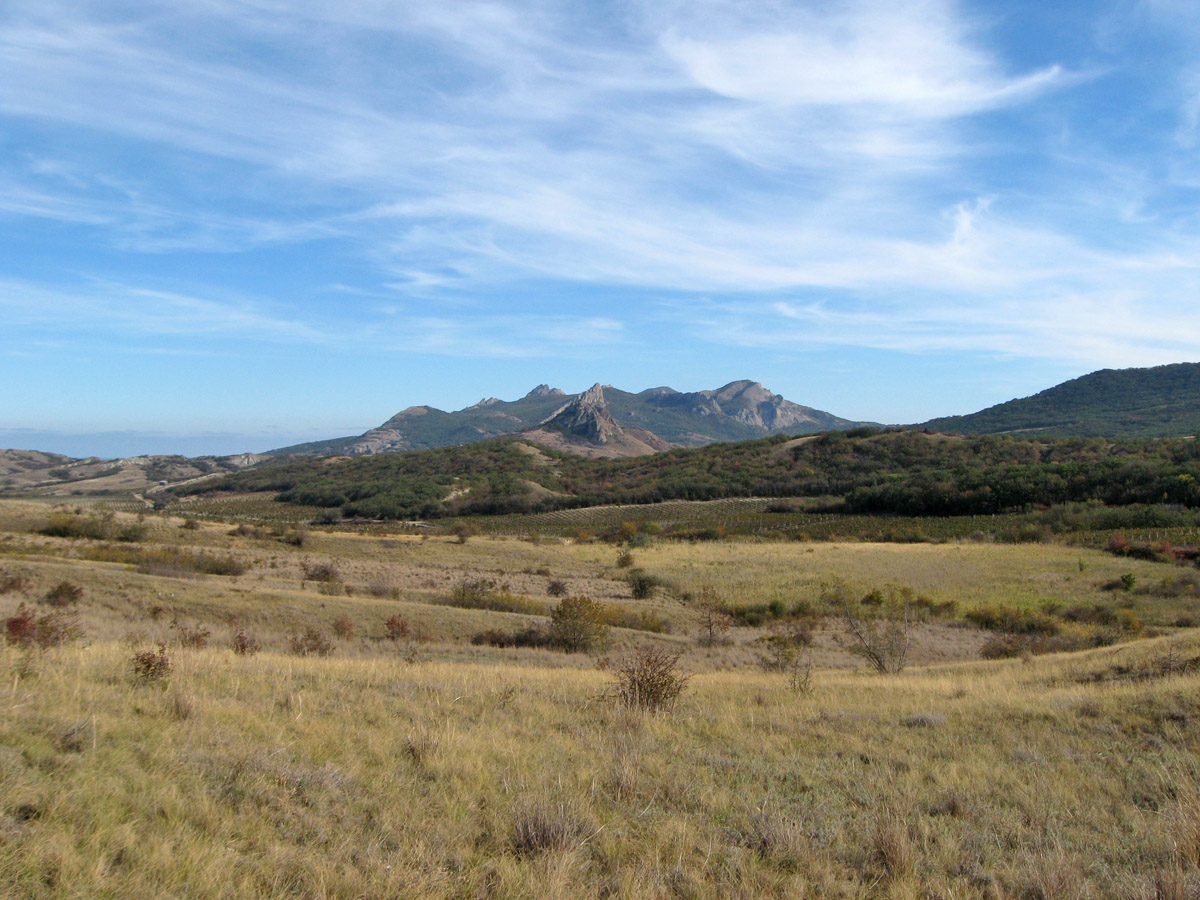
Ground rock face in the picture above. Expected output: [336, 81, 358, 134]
[539, 384, 623, 445]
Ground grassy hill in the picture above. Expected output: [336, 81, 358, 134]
[1, 499, 1198, 899]
[922, 362, 1200, 437]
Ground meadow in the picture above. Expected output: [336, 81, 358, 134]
[1, 498, 1198, 898]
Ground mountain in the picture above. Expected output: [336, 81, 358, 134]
[270, 379, 868, 457]
[518, 384, 674, 458]
[920, 362, 1200, 438]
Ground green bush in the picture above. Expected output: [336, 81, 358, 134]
[549, 597, 609, 652]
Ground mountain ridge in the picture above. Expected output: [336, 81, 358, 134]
[269, 379, 867, 457]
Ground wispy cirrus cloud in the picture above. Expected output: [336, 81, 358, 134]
[4, 0, 1200, 451]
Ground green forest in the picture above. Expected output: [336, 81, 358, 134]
[182, 428, 1200, 522]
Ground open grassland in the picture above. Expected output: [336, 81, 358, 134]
[3, 499, 1200, 896]
[2, 635, 1199, 899]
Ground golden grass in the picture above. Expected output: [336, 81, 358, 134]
[3, 499, 1200, 896]
[1, 635, 1198, 898]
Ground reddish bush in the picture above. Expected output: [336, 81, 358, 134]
[4, 603, 81, 649]
[384, 615, 411, 641]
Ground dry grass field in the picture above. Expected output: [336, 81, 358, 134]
[1, 499, 1199, 898]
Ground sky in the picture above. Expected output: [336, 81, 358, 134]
[4, 0, 1200, 457]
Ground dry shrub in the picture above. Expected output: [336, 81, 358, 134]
[231, 629, 262, 656]
[131, 643, 172, 683]
[0, 571, 30, 595]
[170, 619, 210, 649]
[134, 549, 248, 578]
[872, 810, 916, 879]
[547, 578, 569, 597]
[331, 614, 354, 640]
[301, 560, 340, 583]
[612, 646, 690, 712]
[52, 719, 94, 753]
[43, 580, 83, 607]
[471, 627, 552, 649]
[289, 628, 333, 657]
[510, 799, 587, 856]
[383, 615, 410, 641]
[366, 579, 397, 599]
[4, 603, 81, 649]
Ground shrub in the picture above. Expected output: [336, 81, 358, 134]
[301, 560, 340, 583]
[549, 597, 609, 653]
[39, 512, 113, 540]
[612, 646, 690, 712]
[827, 581, 911, 675]
[444, 579, 547, 615]
[511, 800, 586, 856]
[384, 615, 411, 641]
[115, 523, 148, 543]
[231, 629, 262, 655]
[546, 579, 569, 597]
[615, 548, 634, 569]
[755, 624, 814, 671]
[4, 603, 81, 649]
[695, 589, 733, 647]
[366, 579, 398, 599]
[289, 628, 333, 657]
[963, 603, 1060, 636]
[171, 619, 211, 649]
[131, 643, 172, 682]
[0, 571, 29, 595]
[180, 518, 201, 531]
[627, 570, 660, 600]
[332, 614, 355, 640]
[979, 634, 1030, 660]
[471, 627, 553, 648]
[276, 528, 307, 547]
[133, 549, 248, 578]
[43, 580, 83, 607]
[602, 607, 670, 634]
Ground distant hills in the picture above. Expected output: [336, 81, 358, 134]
[7, 363, 1200, 504]
[270, 379, 868, 458]
[921, 362, 1200, 438]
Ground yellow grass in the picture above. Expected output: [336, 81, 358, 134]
[2, 500, 1200, 897]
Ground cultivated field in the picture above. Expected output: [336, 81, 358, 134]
[1, 499, 1198, 898]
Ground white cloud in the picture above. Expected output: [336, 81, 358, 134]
[3, 0, 1199, 375]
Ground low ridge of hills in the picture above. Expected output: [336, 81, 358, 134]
[920, 362, 1200, 438]
[0, 450, 265, 498]
[270, 379, 866, 458]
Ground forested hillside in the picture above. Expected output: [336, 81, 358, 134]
[184, 428, 1200, 521]
[921, 362, 1200, 437]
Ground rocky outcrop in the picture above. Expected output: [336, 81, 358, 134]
[539, 384, 623, 445]
[525, 384, 565, 399]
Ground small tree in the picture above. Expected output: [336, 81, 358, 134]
[549, 597, 609, 653]
[693, 587, 733, 646]
[826, 581, 912, 675]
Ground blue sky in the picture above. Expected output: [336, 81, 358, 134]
[4, 0, 1200, 457]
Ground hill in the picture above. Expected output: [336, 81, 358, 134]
[0, 449, 266, 497]
[921, 361, 1200, 437]
[185, 427, 1200, 521]
[269, 379, 867, 456]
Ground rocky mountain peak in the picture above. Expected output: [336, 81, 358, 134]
[525, 384, 565, 399]
[540, 383, 623, 444]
